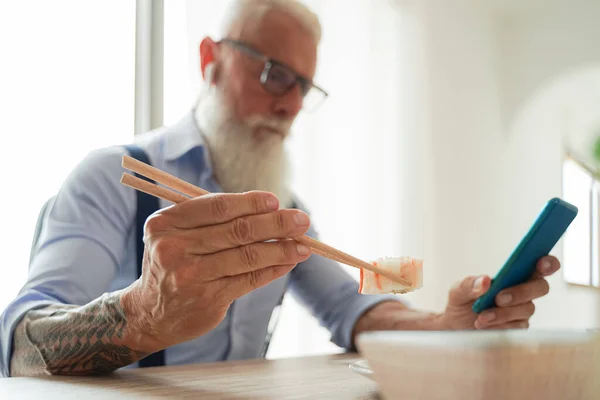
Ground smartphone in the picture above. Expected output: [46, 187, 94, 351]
[472, 197, 578, 313]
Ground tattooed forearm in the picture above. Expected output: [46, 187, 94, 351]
[10, 292, 149, 376]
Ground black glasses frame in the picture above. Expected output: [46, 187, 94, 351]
[217, 38, 328, 109]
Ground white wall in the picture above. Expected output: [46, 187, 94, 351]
[396, 0, 600, 327]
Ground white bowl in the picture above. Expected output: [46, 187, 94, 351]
[357, 329, 600, 400]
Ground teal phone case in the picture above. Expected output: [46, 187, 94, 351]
[472, 198, 578, 313]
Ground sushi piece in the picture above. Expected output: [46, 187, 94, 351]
[359, 256, 423, 294]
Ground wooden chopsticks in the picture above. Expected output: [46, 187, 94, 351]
[120, 155, 410, 286]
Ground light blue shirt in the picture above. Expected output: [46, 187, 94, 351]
[0, 111, 400, 377]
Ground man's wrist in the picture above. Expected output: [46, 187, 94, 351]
[120, 284, 167, 354]
[352, 300, 448, 346]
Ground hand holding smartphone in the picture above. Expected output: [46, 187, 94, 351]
[472, 198, 578, 314]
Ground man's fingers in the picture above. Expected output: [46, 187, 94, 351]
[186, 209, 311, 254]
[494, 278, 549, 307]
[222, 264, 297, 300]
[532, 255, 560, 279]
[447, 275, 492, 306]
[160, 191, 280, 229]
[193, 240, 311, 280]
[474, 302, 535, 329]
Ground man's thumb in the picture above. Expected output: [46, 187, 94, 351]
[447, 275, 491, 306]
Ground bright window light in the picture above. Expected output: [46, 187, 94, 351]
[0, 1, 136, 310]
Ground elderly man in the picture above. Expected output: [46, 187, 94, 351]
[0, 0, 558, 377]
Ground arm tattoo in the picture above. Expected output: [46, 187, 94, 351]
[10, 293, 149, 376]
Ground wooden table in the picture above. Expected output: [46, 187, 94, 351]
[0, 354, 380, 399]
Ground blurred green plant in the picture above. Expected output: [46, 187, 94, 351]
[594, 135, 600, 164]
[567, 125, 600, 181]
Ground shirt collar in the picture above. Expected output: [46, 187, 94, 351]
[163, 109, 207, 162]
[162, 109, 217, 186]
[162, 109, 222, 192]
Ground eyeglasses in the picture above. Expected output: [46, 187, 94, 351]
[217, 38, 328, 112]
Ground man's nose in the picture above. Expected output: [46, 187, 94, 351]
[272, 85, 303, 119]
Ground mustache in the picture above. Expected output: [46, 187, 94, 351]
[245, 116, 293, 137]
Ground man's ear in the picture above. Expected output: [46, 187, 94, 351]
[200, 37, 218, 80]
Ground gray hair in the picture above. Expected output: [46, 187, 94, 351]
[220, 0, 322, 44]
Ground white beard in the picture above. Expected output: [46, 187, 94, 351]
[194, 83, 294, 208]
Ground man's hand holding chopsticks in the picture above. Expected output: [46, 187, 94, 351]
[121, 191, 312, 353]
